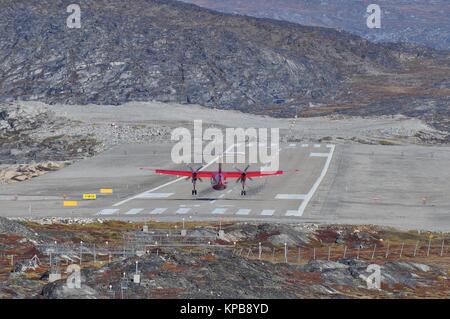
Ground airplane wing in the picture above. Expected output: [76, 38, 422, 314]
[223, 170, 284, 178]
[153, 169, 216, 178]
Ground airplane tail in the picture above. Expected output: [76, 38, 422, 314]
[218, 162, 222, 173]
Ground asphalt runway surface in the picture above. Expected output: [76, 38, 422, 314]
[1, 142, 449, 231]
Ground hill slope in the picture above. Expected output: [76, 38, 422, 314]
[181, 0, 450, 51]
[0, 0, 449, 125]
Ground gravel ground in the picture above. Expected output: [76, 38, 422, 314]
[34, 101, 448, 146]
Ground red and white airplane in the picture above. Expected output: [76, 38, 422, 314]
[142, 163, 283, 196]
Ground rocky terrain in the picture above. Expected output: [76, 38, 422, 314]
[182, 0, 450, 51]
[0, 0, 449, 130]
[0, 218, 449, 299]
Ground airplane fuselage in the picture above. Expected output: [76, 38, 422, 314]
[211, 172, 227, 190]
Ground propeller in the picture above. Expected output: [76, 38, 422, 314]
[185, 166, 203, 182]
[235, 165, 253, 183]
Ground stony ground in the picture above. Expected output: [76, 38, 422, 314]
[0, 102, 171, 183]
[0, 218, 448, 299]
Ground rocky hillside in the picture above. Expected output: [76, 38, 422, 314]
[1, 220, 449, 298]
[182, 0, 450, 51]
[0, 0, 449, 122]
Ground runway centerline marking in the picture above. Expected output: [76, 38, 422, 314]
[287, 144, 336, 217]
[112, 143, 237, 206]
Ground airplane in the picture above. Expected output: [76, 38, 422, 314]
[141, 163, 283, 196]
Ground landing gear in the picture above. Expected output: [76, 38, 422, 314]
[240, 181, 247, 196]
[192, 179, 198, 196]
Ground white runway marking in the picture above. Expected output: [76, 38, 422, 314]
[235, 209, 251, 215]
[289, 143, 296, 147]
[136, 192, 174, 199]
[97, 209, 119, 215]
[314, 144, 321, 148]
[149, 208, 167, 214]
[275, 194, 307, 200]
[289, 144, 336, 217]
[124, 208, 144, 215]
[113, 143, 237, 206]
[176, 208, 191, 214]
[301, 144, 309, 147]
[260, 209, 275, 216]
[211, 208, 227, 214]
[310, 153, 329, 157]
[219, 194, 225, 198]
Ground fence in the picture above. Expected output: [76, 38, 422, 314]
[233, 240, 450, 264]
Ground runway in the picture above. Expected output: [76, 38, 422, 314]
[1, 142, 450, 231]
[0, 142, 334, 221]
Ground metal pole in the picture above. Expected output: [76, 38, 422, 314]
[258, 243, 262, 260]
[284, 243, 287, 263]
[440, 240, 445, 257]
[297, 247, 301, 264]
[399, 243, 404, 259]
[327, 246, 331, 261]
[80, 241, 83, 266]
[313, 247, 316, 260]
[371, 244, 376, 260]
[414, 241, 419, 257]
[343, 246, 347, 259]
[427, 239, 431, 257]
[385, 242, 390, 259]
[93, 244, 97, 264]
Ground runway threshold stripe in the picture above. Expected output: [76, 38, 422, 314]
[211, 208, 227, 215]
[235, 209, 251, 215]
[97, 209, 119, 215]
[260, 209, 275, 216]
[176, 208, 190, 214]
[310, 153, 329, 157]
[275, 194, 307, 200]
[149, 208, 167, 214]
[314, 144, 321, 148]
[301, 144, 309, 148]
[136, 192, 174, 199]
[125, 208, 144, 215]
